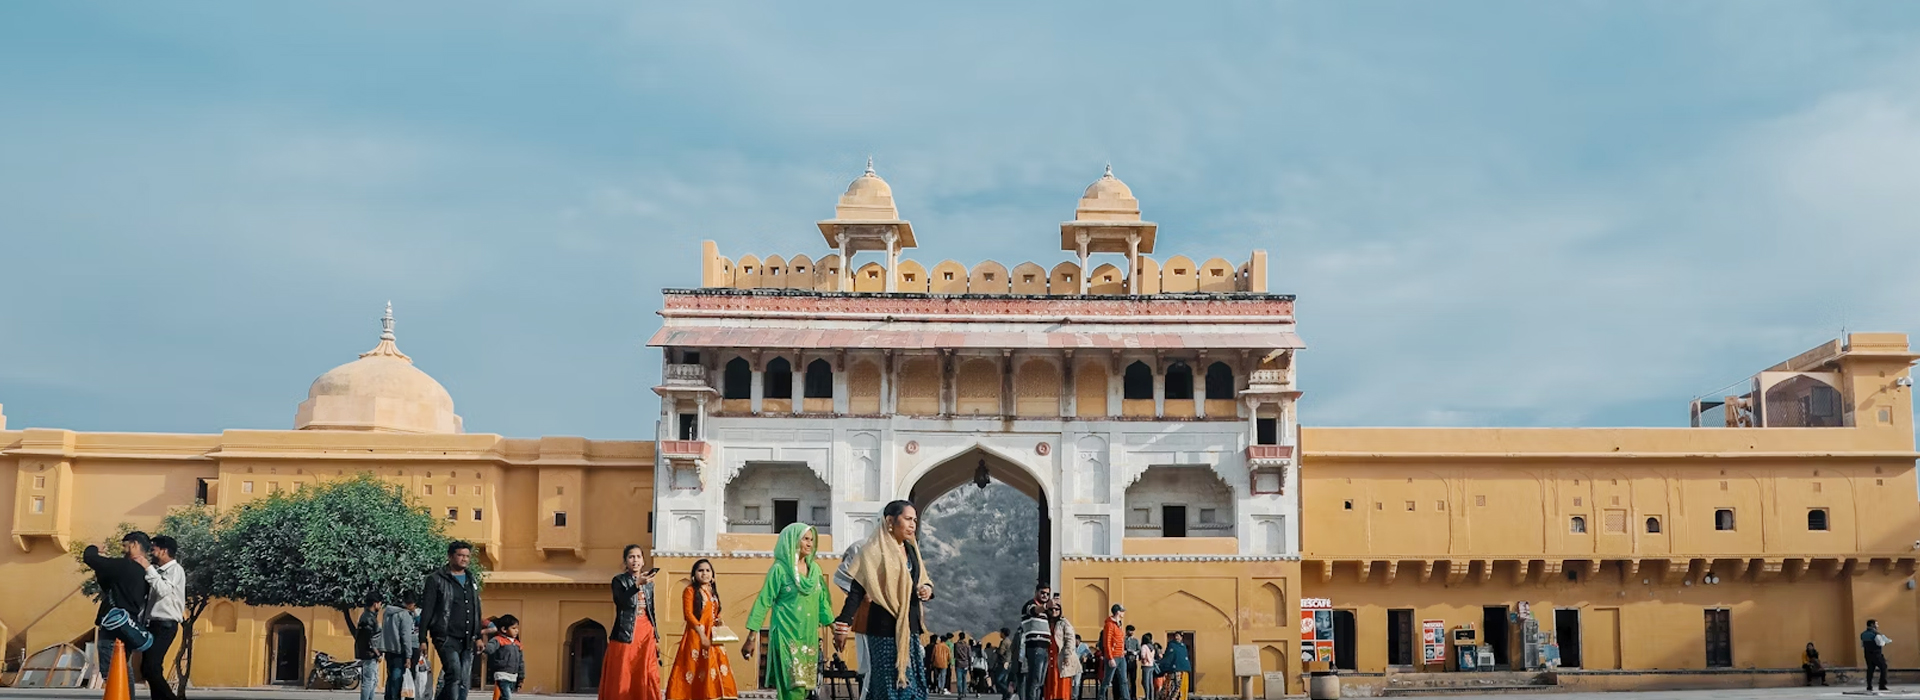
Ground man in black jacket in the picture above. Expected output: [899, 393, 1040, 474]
[418, 541, 482, 700]
[83, 531, 153, 682]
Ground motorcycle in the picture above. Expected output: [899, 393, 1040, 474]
[306, 651, 363, 690]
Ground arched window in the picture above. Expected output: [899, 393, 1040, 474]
[1165, 362, 1194, 400]
[765, 358, 793, 399]
[722, 358, 751, 400]
[1205, 362, 1234, 398]
[1645, 517, 1661, 534]
[1569, 516, 1587, 534]
[1807, 509, 1829, 531]
[1123, 361, 1153, 400]
[804, 359, 834, 399]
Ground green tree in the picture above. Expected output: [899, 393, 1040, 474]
[219, 473, 462, 633]
[157, 504, 230, 699]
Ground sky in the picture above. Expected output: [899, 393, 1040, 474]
[2, 2, 1918, 439]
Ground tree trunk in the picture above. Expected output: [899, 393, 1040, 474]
[174, 602, 206, 699]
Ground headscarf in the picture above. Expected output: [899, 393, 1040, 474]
[769, 522, 821, 598]
[846, 519, 932, 686]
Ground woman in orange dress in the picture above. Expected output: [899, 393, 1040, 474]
[667, 559, 738, 700]
[601, 544, 663, 700]
[1046, 613, 1077, 700]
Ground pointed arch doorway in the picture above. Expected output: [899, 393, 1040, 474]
[902, 445, 1055, 635]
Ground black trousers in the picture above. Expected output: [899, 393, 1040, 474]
[1866, 653, 1889, 689]
[142, 620, 179, 700]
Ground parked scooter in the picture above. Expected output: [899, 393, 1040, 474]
[306, 651, 362, 690]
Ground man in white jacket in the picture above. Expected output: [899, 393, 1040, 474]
[139, 535, 186, 700]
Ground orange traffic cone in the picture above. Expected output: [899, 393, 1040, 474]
[103, 640, 131, 700]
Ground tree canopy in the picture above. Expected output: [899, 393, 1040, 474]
[220, 473, 460, 625]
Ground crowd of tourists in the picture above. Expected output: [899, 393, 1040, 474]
[78, 515, 1915, 700]
[995, 588, 1189, 700]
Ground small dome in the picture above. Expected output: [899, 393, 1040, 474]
[1083, 165, 1134, 200]
[844, 166, 894, 200]
[830, 157, 902, 221]
[294, 304, 463, 434]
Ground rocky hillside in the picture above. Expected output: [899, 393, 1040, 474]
[918, 482, 1041, 638]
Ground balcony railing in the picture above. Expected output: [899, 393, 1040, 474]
[1247, 444, 1294, 465]
[664, 364, 709, 383]
[1249, 369, 1290, 386]
[661, 440, 710, 461]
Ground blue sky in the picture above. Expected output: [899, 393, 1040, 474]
[3, 2, 1918, 439]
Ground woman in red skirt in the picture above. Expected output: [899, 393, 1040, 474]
[602, 544, 663, 700]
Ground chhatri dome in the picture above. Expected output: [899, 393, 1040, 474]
[294, 303, 464, 434]
[1074, 164, 1143, 222]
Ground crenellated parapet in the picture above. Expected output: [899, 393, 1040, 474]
[696, 162, 1271, 295]
[700, 241, 1269, 295]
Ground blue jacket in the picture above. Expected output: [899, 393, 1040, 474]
[1157, 641, 1191, 674]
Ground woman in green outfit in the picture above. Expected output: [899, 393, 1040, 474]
[743, 523, 835, 700]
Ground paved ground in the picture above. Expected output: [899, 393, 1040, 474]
[5, 689, 1920, 700]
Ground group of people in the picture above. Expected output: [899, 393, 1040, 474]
[921, 632, 987, 695]
[1801, 620, 1898, 693]
[997, 588, 1189, 700]
[81, 531, 186, 700]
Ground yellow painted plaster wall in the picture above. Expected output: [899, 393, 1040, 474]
[0, 429, 651, 693]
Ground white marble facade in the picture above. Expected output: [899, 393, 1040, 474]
[651, 391, 1300, 582]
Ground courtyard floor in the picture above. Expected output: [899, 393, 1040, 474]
[4, 689, 1920, 700]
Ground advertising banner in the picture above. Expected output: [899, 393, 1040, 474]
[1421, 620, 1447, 664]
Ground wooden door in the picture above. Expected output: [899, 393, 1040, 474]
[1586, 608, 1621, 670]
[1704, 609, 1732, 668]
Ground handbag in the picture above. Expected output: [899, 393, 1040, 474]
[712, 625, 741, 644]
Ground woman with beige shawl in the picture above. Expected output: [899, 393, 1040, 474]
[832, 500, 934, 700]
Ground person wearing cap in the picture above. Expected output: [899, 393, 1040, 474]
[1097, 605, 1128, 700]
[1122, 626, 1140, 700]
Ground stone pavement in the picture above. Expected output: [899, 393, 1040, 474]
[4, 689, 1920, 700]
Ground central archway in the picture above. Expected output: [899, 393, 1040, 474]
[903, 446, 1054, 638]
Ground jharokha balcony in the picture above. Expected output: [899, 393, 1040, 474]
[1247, 444, 1294, 466]
[660, 440, 710, 462]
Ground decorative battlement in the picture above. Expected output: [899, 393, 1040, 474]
[697, 162, 1270, 295]
[700, 244, 1268, 296]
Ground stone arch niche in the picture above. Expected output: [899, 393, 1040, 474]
[565, 618, 608, 693]
[725, 462, 832, 535]
[849, 432, 882, 502]
[1075, 360, 1109, 418]
[897, 356, 940, 415]
[848, 359, 882, 415]
[956, 357, 1001, 415]
[1075, 435, 1110, 504]
[1125, 465, 1234, 540]
[900, 443, 1055, 588]
[1014, 357, 1061, 417]
[264, 613, 306, 685]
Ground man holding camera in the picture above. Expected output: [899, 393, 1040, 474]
[83, 531, 153, 686]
